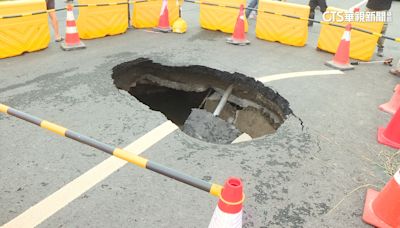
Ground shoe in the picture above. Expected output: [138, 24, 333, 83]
[55, 37, 64, 42]
[249, 11, 257, 20]
[390, 69, 400, 77]
[377, 47, 384, 57]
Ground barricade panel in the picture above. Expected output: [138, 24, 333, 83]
[131, 0, 182, 28]
[0, 0, 50, 59]
[199, 0, 247, 34]
[317, 7, 384, 61]
[77, 0, 129, 39]
[255, 0, 309, 47]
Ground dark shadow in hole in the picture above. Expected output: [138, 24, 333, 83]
[129, 83, 212, 127]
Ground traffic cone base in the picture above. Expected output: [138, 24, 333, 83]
[362, 169, 400, 227]
[378, 127, 400, 149]
[325, 60, 354, 71]
[379, 103, 399, 115]
[60, 41, 86, 51]
[362, 189, 392, 228]
[379, 85, 400, 115]
[153, 27, 172, 33]
[226, 37, 250, 46]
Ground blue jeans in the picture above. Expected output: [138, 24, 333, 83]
[245, 0, 258, 18]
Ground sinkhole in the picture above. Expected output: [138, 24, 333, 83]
[112, 58, 292, 144]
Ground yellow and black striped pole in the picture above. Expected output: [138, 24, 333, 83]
[0, 8, 65, 19]
[0, 0, 153, 19]
[0, 104, 223, 197]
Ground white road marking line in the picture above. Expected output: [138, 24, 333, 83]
[257, 70, 344, 84]
[1, 121, 178, 228]
[232, 133, 252, 144]
[349, 0, 367, 11]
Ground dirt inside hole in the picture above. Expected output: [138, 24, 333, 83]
[112, 58, 292, 144]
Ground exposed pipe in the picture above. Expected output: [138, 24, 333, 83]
[213, 84, 233, 117]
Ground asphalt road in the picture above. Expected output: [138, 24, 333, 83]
[1, 0, 400, 227]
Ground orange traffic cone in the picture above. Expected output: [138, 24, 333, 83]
[325, 24, 354, 71]
[226, 5, 250, 46]
[379, 84, 400, 115]
[209, 177, 244, 228]
[61, 4, 85, 51]
[153, 0, 172, 33]
[362, 168, 400, 228]
[378, 107, 400, 149]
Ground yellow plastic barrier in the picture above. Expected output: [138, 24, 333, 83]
[0, 0, 50, 59]
[317, 7, 384, 61]
[199, 0, 248, 34]
[77, 0, 129, 39]
[255, 0, 309, 47]
[131, 0, 183, 28]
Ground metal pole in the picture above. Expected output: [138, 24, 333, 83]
[213, 85, 233, 117]
[0, 103, 223, 198]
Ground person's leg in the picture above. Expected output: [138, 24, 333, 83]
[308, 0, 317, 26]
[367, 8, 388, 57]
[48, 11, 61, 40]
[246, 0, 258, 18]
[318, 0, 328, 13]
[377, 20, 388, 57]
[46, 0, 62, 41]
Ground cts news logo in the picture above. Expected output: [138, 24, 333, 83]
[322, 11, 392, 23]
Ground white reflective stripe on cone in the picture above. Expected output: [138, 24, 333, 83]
[66, 27, 78, 34]
[160, 0, 167, 15]
[395, 169, 400, 185]
[66, 11, 75, 21]
[341, 31, 351, 41]
[208, 206, 242, 228]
